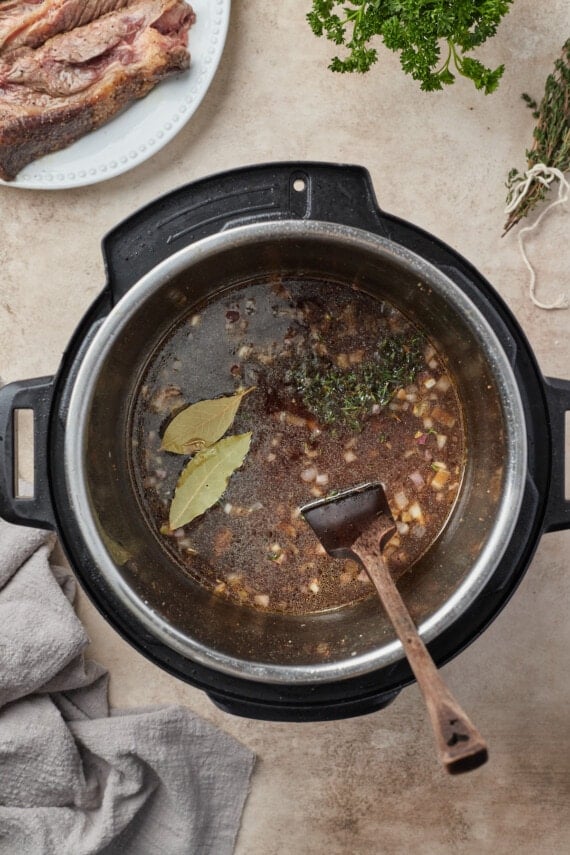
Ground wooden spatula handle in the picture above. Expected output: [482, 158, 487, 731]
[352, 523, 488, 774]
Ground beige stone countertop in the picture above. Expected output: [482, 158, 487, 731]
[1, 2, 569, 852]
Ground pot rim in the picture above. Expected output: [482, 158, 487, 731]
[64, 219, 527, 684]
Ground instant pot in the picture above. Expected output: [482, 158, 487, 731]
[1, 162, 569, 721]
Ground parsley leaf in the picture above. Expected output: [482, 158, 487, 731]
[307, 1, 514, 93]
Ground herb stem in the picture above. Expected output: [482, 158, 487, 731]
[504, 39, 570, 233]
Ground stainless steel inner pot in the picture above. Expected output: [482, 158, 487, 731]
[64, 220, 527, 684]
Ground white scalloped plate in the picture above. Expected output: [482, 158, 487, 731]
[1, 0, 230, 190]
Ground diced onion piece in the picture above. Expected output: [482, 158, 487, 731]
[396, 521, 410, 536]
[266, 453, 276, 462]
[412, 524, 427, 539]
[409, 501, 423, 521]
[308, 579, 320, 594]
[190, 314, 201, 326]
[431, 406, 456, 428]
[349, 349, 365, 364]
[408, 470, 425, 489]
[344, 450, 358, 463]
[336, 353, 349, 369]
[403, 449, 415, 459]
[423, 417, 434, 430]
[424, 377, 437, 389]
[435, 375, 451, 392]
[301, 467, 317, 483]
[412, 400, 430, 417]
[254, 594, 270, 608]
[267, 543, 284, 562]
[285, 412, 307, 427]
[394, 490, 409, 510]
[436, 433, 448, 450]
[428, 358, 438, 370]
[310, 486, 324, 497]
[315, 473, 329, 486]
[431, 469, 451, 490]
[278, 522, 297, 538]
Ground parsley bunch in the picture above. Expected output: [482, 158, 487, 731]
[307, 0, 514, 94]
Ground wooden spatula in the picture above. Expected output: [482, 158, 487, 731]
[301, 482, 488, 774]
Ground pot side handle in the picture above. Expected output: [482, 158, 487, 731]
[543, 376, 570, 532]
[101, 162, 390, 303]
[0, 377, 56, 530]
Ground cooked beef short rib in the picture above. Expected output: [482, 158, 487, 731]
[0, 0, 131, 53]
[0, 0, 195, 180]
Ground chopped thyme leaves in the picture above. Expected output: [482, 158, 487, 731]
[291, 333, 425, 430]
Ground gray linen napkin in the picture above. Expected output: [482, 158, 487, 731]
[0, 519, 255, 855]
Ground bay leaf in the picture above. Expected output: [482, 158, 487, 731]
[169, 432, 252, 529]
[161, 387, 255, 453]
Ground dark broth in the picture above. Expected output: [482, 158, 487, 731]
[131, 279, 465, 615]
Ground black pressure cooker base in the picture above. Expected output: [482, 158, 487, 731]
[2, 162, 569, 721]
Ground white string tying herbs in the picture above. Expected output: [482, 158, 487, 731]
[504, 163, 569, 310]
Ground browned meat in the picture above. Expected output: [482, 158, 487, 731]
[0, 0, 131, 53]
[0, 0, 195, 180]
[0, 0, 192, 95]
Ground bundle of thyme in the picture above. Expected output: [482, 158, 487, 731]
[504, 39, 570, 234]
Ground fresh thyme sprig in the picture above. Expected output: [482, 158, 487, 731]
[504, 39, 570, 234]
[307, 1, 513, 94]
